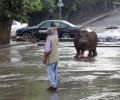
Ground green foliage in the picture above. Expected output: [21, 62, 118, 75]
[41, 0, 55, 14]
[0, 0, 42, 21]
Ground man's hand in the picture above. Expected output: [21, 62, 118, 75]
[42, 52, 50, 64]
[42, 56, 48, 64]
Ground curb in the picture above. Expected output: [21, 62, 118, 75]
[0, 42, 32, 49]
[0, 39, 74, 49]
[63, 45, 120, 48]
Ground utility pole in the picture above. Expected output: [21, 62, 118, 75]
[57, 0, 64, 20]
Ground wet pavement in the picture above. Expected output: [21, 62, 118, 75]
[1, 8, 120, 100]
[0, 41, 120, 100]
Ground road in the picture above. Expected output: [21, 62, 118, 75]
[0, 42, 120, 100]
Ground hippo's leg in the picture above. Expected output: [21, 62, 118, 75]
[77, 50, 80, 58]
[92, 49, 97, 56]
[75, 49, 80, 59]
[80, 50, 85, 58]
[88, 50, 92, 57]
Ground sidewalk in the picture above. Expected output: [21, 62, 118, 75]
[0, 40, 32, 49]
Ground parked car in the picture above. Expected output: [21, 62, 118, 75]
[11, 20, 28, 37]
[16, 20, 82, 40]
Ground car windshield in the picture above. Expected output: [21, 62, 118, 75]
[12, 20, 20, 25]
[12, 21, 17, 25]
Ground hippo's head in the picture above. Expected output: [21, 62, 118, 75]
[74, 30, 89, 50]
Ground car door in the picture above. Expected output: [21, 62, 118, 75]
[38, 21, 51, 40]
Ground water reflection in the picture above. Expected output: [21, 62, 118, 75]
[80, 92, 120, 100]
[0, 44, 42, 63]
[0, 41, 120, 100]
[48, 92, 58, 100]
[0, 48, 10, 63]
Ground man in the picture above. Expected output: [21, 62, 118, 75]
[50, 22, 58, 38]
[42, 27, 59, 91]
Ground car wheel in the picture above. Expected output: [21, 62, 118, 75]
[62, 33, 70, 38]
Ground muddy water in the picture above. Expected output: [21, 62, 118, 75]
[0, 43, 120, 100]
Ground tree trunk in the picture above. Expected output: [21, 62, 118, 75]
[0, 16, 12, 46]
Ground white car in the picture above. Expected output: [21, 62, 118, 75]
[11, 20, 28, 37]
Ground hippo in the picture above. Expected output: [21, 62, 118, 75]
[74, 30, 97, 59]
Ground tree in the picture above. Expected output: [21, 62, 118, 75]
[0, 0, 42, 45]
[28, 0, 56, 26]
[62, 0, 113, 20]
[41, 0, 55, 16]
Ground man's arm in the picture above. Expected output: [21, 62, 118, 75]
[43, 51, 51, 64]
[42, 39, 51, 64]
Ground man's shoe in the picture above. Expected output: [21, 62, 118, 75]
[47, 86, 57, 91]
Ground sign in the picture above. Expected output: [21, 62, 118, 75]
[59, 0, 62, 3]
[57, 2, 64, 7]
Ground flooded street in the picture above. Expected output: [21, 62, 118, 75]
[1, 8, 120, 100]
[0, 41, 120, 100]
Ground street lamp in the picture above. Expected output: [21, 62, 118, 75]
[57, 0, 64, 20]
[45, 0, 50, 19]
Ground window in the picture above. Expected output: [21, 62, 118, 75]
[53, 22, 66, 28]
[40, 22, 51, 28]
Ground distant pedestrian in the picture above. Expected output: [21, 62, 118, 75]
[42, 27, 59, 91]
